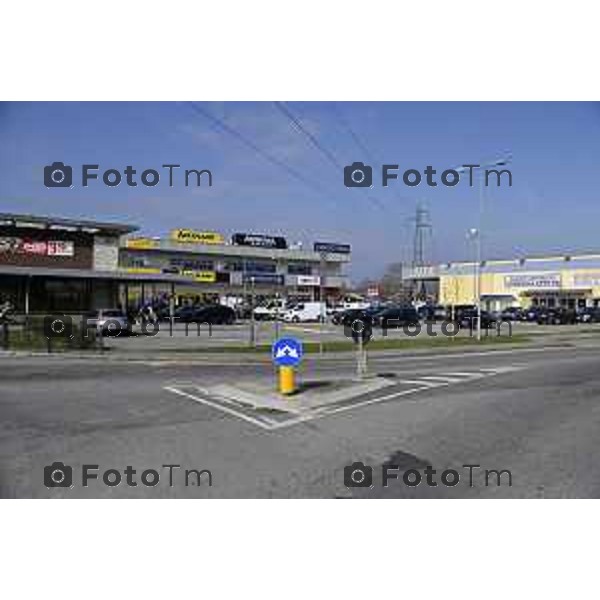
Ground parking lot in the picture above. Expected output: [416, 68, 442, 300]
[94, 317, 596, 353]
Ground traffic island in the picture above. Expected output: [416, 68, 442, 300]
[197, 376, 397, 415]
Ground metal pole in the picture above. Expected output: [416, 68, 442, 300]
[477, 173, 484, 342]
[319, 252, 326, 355]
[476, 233, 481, 341]
[249, 276, 256, 347]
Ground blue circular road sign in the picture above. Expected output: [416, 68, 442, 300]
[272, 337, 303, 367]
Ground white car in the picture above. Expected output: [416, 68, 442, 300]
[253, 299, 287, 321]
[282, 302, 326, 323]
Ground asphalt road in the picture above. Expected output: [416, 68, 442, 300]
[1, 343, 600, 498]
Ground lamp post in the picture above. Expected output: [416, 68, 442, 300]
[457, 154, 512, 341]
[318, 251, 329, 355]
[466, 228, 481, 340]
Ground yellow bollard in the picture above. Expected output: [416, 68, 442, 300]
[279, 366, 296, 395]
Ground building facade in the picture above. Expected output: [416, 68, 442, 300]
[0, 213, 138, 312]
[120, 230, 351, 307]
[0, 214, 351, 314]
[406, 254, 600, 312]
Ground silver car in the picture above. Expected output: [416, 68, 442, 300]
[84, 309, 130, 336]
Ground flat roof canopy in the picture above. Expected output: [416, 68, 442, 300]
[0, 213, 138, 235]
[0, 264, 195, 284]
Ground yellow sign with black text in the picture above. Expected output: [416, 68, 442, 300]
[170, 229, 224, 245]
[193, 271, 217, 283]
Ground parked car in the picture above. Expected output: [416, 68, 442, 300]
[333, 308, 367, 326]
[576, 307, 600, 323]
[253, 299, 287, 321]
[536, 307, 577, 325]
[375, 306, 420, 328]
[84, 309, 131, 336]
[499, 307, 524, 322]
[175, 304, 236, 324]
[522, 306, 543, 322]
[281, 302, 326, 323]
[418, 304, 447, 321]
[455, 309, 498, 329]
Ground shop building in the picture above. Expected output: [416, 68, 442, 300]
[0, 213, 144, 313]
[428, 254, 600, 312]
[0, 214, 351, 314]
[119, 231, 351, 306]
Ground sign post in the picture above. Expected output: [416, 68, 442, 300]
[350, 318, 372, 379]
[272, 337, 303, 396]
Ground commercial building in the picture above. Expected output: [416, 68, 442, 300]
[0, 213, 141, 313]
[405, 253, 600, 312]
[120, 230, 351, 306]
[0, 213, 351, 314]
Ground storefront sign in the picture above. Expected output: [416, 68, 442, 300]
[47, 240, 75, 256]
[313, 242, 351, 254]
[125, 267, 162, 274]
[296, 275, 321, 286]
[0, 237, 74, 257]
[126, 237, 159, 249]
[193, 271, 217, 283]
[573, 273, 600, 288]
[171, 229, 224, 244]
[243, 273, 284, 285]
[232, 233, 287, 249]
[505, 273, 561, 289]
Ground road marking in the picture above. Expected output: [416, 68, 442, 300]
[395, 379, 440, 387]
[163, 386, 277, 430]
[418, 375, 475, 383]
[164, 366, 523, 431]
[283, 325, 337, 335]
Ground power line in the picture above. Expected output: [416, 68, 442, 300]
[273, 101, 388, 212]
[188, 102, 329, 198]
[332, 103, 378, 165]
[274, 102, 342, 169]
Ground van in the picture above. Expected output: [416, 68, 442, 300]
[282, 302, 326, 323]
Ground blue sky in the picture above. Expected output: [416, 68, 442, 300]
[1, 101, 599, 280]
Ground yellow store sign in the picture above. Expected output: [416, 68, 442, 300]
[125, 267, 161, 274]
[125, 238, 159, 249]
[170, 229, 224, 245]
[193, 271, 217, 283]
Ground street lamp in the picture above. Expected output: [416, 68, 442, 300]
[457, 154, 512, 341]
[318, 251, 328, 355]
[466, 227, 481, 340]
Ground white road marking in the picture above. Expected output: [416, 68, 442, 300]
[163, 386, 277, 430]
[164, 366, 524, 431]
[283, 325, 337, 335]
[395, 379, 440, 387]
